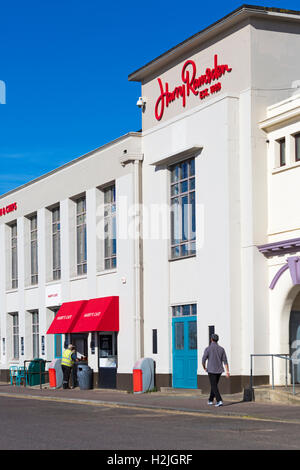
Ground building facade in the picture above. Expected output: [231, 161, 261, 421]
[1, 5, 300, 393]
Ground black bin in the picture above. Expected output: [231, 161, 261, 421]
[77, 364, 93, 390]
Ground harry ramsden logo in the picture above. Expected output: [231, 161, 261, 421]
[155, 54, 232, 121]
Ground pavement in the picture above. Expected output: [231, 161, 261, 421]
[1, 382, 300, 424]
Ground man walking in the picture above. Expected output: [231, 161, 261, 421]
[61, 344, 77, 389]
[202, 334, 229, 407]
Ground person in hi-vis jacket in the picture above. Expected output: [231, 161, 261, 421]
[61, 344, 77, 389]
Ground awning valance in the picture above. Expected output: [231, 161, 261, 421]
[71, 296, 119, 333]
[47, 300, 88, 334]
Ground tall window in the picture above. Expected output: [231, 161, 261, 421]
[12, 313, 19, 359]
[30, 215, 38, 285]
[76, 197, 87, 275]
[52, 207, 61, 280]
[11, 223, 18, 289]
[278, 138, 286, 166]
[170, 158, 196, 259]
[295, 133, 300, 162]
[104, 185, 117, 269]
[32, 311, 39, 358]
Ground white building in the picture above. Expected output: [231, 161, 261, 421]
[1, 5, 300, 393]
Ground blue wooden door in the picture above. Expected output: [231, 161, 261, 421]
[172, 316, 197, 388]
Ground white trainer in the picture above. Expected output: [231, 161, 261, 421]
[215, 401, 223, 407]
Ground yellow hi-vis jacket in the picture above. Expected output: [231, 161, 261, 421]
[61, 349, 74, 367]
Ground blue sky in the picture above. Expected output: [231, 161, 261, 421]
[0, 0, 299, 195]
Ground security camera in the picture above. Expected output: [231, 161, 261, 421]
[136, 97, 146, 109]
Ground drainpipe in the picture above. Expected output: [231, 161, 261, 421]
[120, 151, 144, 362]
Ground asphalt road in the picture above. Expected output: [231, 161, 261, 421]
[0, 395, 300, 453]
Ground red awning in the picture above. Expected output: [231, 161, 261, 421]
[47, 300, 88, 334]
[71, 296, 119, 333]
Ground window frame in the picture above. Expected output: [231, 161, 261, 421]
[31, 310, 39, 358]
[278, 137, 286, 167]
[11, 222, 18, 289]
[76, 197, 87, 276]
[103, 184, 117, 270]
[172, 303, 197, 318]
[12, 313, 19, 360]
[295, 133, 300, 162]
[52, 206, 61, 280]
[29, 215, 38, 285]
[169, 157, 196, 260]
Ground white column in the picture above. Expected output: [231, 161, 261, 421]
[86, 188, 97, 299]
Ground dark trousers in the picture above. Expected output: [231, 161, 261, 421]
[208, 373, 222, 402]
[62, 365, 72, 389]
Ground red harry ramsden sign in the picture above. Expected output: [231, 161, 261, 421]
[0, 202, 17, 217]
[155, 54, 232, 121]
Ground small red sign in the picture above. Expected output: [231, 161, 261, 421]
[0, 202, 17, 217]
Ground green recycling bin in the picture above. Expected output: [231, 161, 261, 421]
[28, 359, 45, 386]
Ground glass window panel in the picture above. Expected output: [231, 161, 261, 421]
[112, 216, 117, 255]
[189, 158, 195, 176]
[182, 305, 190, 316]
[295, 134, 300, 162]
[279, 138, 286, 166]
[181, 195, 188, 241]
[30, 216, 37, 231]
[55, 334, 62, 358]
[112, 185, 116, 203]
[191, 304, 197, 315]
[190, 191, 196, 240]
[12, 224, 17, 237]
[105, 235, 111, 258]
[171, 198, 180, 245]
[189, 177, 195, 191]
[171, 246, 180, 259]
[180, 180, 188, 193]
[171, 184, 179, 196]
[181, 161, 188, 179]
[180, 243, 188, 257]
[172, 305, 181, 317]
[188, 321, 197, 350]
[104, 187, 112, 204]
[171, 165, 180, 183]
[175, 323, 184, 350]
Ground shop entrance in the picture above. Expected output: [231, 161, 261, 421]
[70, 333, 88, 359]
[289, 311, 300, 383]
[98, 332, 117, 389]
[172, 315, 197, 389]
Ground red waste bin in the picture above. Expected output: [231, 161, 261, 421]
[133, 369, 143, 393]
[49, 368, 56, 388]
